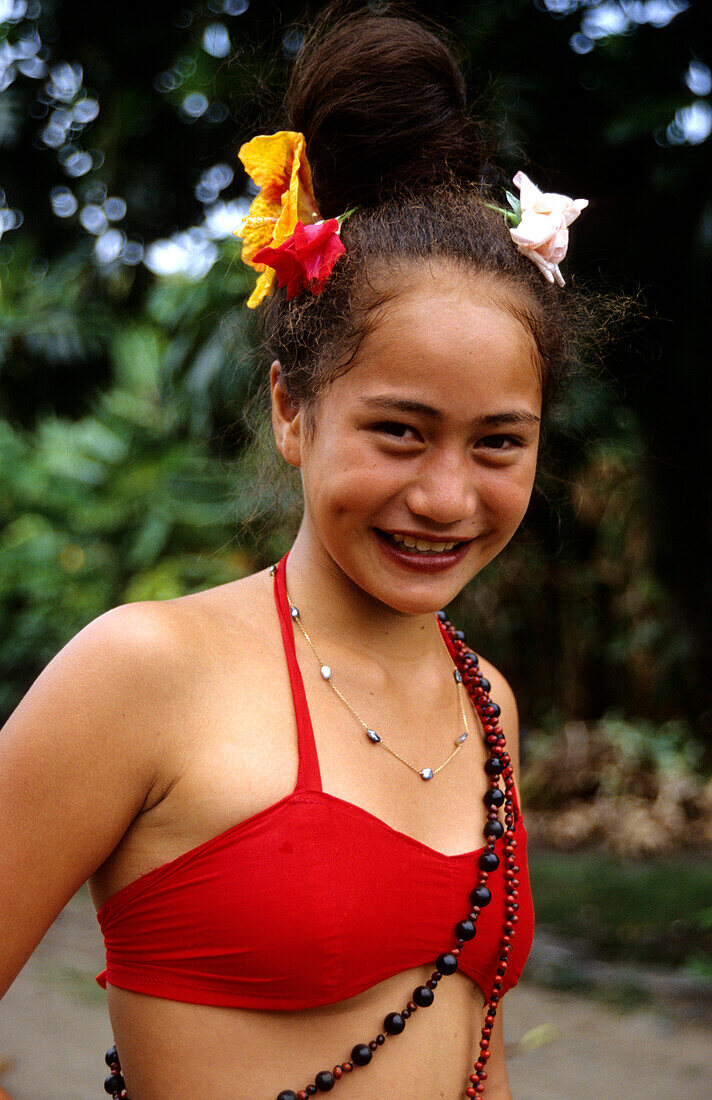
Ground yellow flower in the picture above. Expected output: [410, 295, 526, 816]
[235, 131, 320, 307]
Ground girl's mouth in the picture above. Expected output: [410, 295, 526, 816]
[381, 531, 464, 554]
[374, 528, 473, 570]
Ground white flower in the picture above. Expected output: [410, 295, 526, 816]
[509, 171, 588, 287]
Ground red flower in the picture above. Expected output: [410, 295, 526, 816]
[252, 218, 346, 300]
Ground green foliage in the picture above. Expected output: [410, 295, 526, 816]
[529, 850, 712, 970]
[0, 257, 268, 715]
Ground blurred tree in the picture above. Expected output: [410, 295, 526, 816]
[0, 0, 709, 752]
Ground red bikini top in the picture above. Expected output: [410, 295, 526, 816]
[95, 557, 535, 1009]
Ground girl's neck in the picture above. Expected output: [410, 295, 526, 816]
[284, 531, 447, 668]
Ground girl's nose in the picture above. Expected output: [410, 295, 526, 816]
[405, 450, 478, 527]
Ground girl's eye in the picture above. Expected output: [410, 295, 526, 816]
[373, 421, 421, 441]
[480, 434, 520, 451]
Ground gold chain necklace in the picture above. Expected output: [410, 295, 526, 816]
[285, 583, 470, 781]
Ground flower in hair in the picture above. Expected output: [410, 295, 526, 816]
[508, 172, 588, 287]
[235, 131, 320, 307]
[253, 217, 347, 301]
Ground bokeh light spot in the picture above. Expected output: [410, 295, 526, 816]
[202, 23, 231, 58]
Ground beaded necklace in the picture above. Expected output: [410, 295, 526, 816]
[102, 613, 519, 1100]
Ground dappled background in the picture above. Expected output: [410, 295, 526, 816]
[1, 0, 711, 1004]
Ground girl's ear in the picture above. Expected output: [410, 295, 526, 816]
[270, 361, 303, 467]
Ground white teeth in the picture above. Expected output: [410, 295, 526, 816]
[389, 533, 458, 553]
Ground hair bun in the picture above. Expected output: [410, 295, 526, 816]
[286, 12, 488, 218]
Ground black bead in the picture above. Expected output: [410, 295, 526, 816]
[306, 1087, 318, 1096]
[436, 952, 459, 975]
[484, 756, 503, 775]
[384, 1011, 406, 1035]
[471, 884, 493, 907]
[369, 1040, 378, 1051]
[454, 630, 466, 641]
[455, 918, 477, 941]
[377, 1034, 386, 1045]
[485, 820, 505, 839]
[479, 850, 500, 872]
[351, 1043, 372, 1066]
[413, 985, 435, 1007]
[478, 676, 491, 692]
[104, 1074, 124, 1095]
[277, 1093, 298, 1100]
[437, 611, 447, 621]
[104, 1047, 119, 1068]
[487, 703, 501, 717]
[315, 1071, 335, 1091]
[484, 787, 505, 808]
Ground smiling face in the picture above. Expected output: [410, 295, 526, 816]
[273, 266, 543, 615]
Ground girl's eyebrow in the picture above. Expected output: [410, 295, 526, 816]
[361, 395, 541, 426]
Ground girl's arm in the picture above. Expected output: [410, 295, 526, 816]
[0, 602, 176, 998]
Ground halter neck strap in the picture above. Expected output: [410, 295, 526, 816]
[272, 553, 323, 792]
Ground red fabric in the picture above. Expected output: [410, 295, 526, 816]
[95, 556, 535, 1009]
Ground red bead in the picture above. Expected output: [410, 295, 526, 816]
[452, 947, 461, 956]
[475, 1061, 485, 1071]
[485, 1015, 494, 1025]
[481, 1049, 491, 1061]
[479, 1038, 490, 1049]
[483, 1026, 492, 1036]
[341, 1062, 353, 1072]
[297, 1092, 307, 1099]
[407, 1001, 417, 1012]
[466, 1089, 477, 1097]
[333, 1067, 343, 1079]
[475, 1084, 486, 1093]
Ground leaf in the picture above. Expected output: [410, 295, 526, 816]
[505, 191, 522, 222]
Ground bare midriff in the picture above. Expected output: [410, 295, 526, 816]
[106, 967, 486, 1099]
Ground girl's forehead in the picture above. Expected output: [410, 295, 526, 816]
[333, 275, 543, 410]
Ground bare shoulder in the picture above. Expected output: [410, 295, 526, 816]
[475, 655, 521, 780]
[0, 571, 270, 994]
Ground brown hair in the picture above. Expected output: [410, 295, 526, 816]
[260, 7, 582, 419]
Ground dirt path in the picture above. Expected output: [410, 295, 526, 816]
[2, 887, 711, 1099]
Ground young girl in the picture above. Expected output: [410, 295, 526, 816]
[0, 10, 588, 1099]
